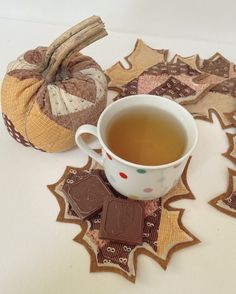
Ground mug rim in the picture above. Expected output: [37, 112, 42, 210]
[97, 94, 198, 170]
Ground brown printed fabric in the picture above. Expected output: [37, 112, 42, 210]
[2, 113, 45, 151]
[89, 213, 102, 230]
[122, 74, 196, 99]
[8, 69, 43, 81]
[119, 60, 199, 100]
[55, 76, 97, 103]
[2, 113, 31, 147]
[97, 241, 135, 272]
[149, 76, 196, 99]
[142, 200, 161, 251]
[143, 62, 199, 76]
[200, 56, 230, 78]
[64, 52, 103, 73]
[223, 191, 236, 210]
[122, 78, 139, 96]
[211, 78, 236, 97]
[24, 47, 47, 65]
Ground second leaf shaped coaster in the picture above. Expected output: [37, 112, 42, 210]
[48, 158, 200, 283]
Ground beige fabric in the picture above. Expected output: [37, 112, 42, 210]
[80, 67, 107, 100]
[106, 39, 168, 86]
[7, 54, 38, 72]
[171, 54, 200, 71]
[216, 199, 236, 213]
[157, 208, 193, 260]
[185, 92, 236, 127]
[48, 84, 93, 116]
[162, 178, 190, 204]
[25, 103, 74, 152]
[1, 75, 44, 137]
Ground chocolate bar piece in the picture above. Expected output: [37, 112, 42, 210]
[99, 197, 144, 245]
[64, 175, 112, 220]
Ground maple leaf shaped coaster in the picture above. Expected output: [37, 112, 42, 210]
[209, 169, 236, 218]
[184, 53, 236, 129]
[106, 40, 236, 129]
[222, 132, 236, 165]
[48, 158, 200, 283]
[106, 39, 213, 105]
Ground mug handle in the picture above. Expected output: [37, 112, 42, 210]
[75, 124, 104, 166]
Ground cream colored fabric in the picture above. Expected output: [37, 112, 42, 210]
[48, 84, 93, 116]
[7, 54, 38, 72]
[80, 67, 107, 99]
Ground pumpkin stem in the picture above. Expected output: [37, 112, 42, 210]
[41, 16, 107, 83]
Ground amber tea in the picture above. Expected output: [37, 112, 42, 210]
[106, 106, 186, 166]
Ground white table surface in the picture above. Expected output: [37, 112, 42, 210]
[0, 18, 236, 294]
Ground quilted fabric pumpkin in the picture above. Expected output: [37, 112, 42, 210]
[1, 16, 108, 152]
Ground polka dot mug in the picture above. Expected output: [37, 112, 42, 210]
[75, 95, 198, 200]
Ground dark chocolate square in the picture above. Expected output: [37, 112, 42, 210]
[63, 175, 112, 220]
[99, 197, 144, 245]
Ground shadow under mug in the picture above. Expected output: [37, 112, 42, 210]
[75, 95, 198, 200]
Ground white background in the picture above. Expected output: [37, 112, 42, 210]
[0, 1, 236, 294]
[1, 0, 236, 44]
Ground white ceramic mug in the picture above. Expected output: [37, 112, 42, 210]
[75, 95, 198, 200]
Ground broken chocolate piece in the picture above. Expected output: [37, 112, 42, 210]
[99, 197, 144, 245]
[63, 174, 112, 220]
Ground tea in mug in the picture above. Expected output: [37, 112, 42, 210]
[106, 106, 186, 165]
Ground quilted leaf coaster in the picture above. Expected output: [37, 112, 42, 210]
[106, 40, 236, 128]
[223, 132, 236, 165]
[107, 40, 212, 105]
[48, 158, 200, 283]
[106, 39, 236, 217]
[209, 169, 236, 218]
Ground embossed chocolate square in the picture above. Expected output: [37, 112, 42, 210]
[63, 174, 113, 220]
[99, 197, 144, 245]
